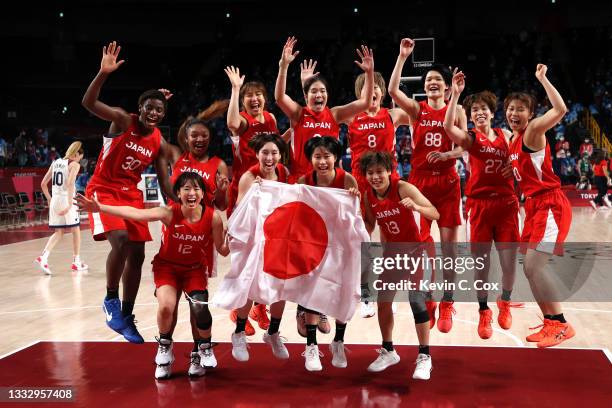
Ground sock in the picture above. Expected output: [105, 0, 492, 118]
[41, 250, 50, 262]
[333, 322, 347, 342]
[268, 317, 281, 335]
[235, 317, 247, 333]
[501, 289, 512, 301]
[544, 314, 553, 320]
[306, 324, 318, 345]
[121, 301, 134, 317]
[105, 287, 119, 300]
[425, 292, 433, 301]
[478, 296, 489, 311]
[442, 291, 453, 302]
[549, 314, 566, 323]
[192, 342, 199, 352]
[73, 255, 81, 263]
[159, 332, 172, 342]
[418, 345, 430, 356]
[197, 337, 212, 351]
[382, 341, 394, 352]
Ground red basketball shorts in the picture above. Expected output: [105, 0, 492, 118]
[520, 189, 572, 255]
[152, 257, 208, 293]
[465, 195, 520, 245]
[409, 168, 462, 229]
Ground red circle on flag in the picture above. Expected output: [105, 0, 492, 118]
[263, 201, 328, 280]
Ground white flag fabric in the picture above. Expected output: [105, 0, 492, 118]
[213, 180, 370, 323]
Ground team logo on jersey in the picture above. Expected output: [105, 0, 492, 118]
[172, 232, 206, 242]
[419, 119, 443, 127]
[479, 137, 487, 142]
[422, 111, 429, 116]
[376, 208, 401, 218]
[303, 121, 332, 129]
[357, 122, 386, 130]
[179, 166, 211, 180]
[125, 141, 153, 158]
[479, 145, 507, 157]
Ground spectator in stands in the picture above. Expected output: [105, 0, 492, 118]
[399, 156, 411, 180]
[48, 146, 59, 162]
[577, 152, 593, 188]
[555, 135, 569, 153]
[579, 137, 594, 157]
[14, 130, 28, 166]
[0, 134, 7, 167]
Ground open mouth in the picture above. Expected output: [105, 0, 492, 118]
[186, 197, 197, 205]
[509, 118, 521, 127]
[250, 102, 261, 110]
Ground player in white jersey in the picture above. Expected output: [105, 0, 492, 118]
[34, 141, 88, 275]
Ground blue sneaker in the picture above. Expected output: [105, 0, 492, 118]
[103, 298, 126, 332]
[121, 314, 144, 344]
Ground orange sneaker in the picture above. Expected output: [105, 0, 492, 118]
[496, 297, 524, 330]
[230, 309, 255, 336]
[249, 304, 270, 330]
[437, 301, 456, 333]
[477, 309, 493, 339]
[537, 321, 576, 348]
[525, 319, 551, 342]
[426, 300, 437, 329]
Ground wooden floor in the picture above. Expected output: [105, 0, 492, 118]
[1, 207, 611, 359]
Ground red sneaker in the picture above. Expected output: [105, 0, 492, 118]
[249, 304, 270, 330]
[437, 301, 456, 333]
[537, 321, 576, 348]
[477, 309, 493, 339]
[526, 319, 551, 343]
[230, 309, 255, 336]
[426, 300, 437, 329]
[496, 297, 524, 330]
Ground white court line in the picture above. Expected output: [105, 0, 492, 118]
[602, 348, 612, 364]
[0, 340, 40, 360]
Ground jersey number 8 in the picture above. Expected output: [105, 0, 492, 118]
[424, 132, 442, 147]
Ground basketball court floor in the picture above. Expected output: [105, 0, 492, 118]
[0, 207, 610, 406]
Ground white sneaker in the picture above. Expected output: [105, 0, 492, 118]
[188, 352, 206, 377]
[155, 363, 172, 380]
[604, 196, 612, 208]
[360, 302, 376, 318]
[263, 332, 289, 359]
[590, 200, 598, 210]
[302, 344, 323, 371]
[367, 348, 400, 372]
[155, 338, 174, 366]
[330, 340, 347, 368]
[34, 257, 51, 275]
[412, 353, 432, 380]
[392, 302, 398, 314]
[71, 261, 88, 272]
[198, 343, 217, 368]
[231, 332, 249, 362]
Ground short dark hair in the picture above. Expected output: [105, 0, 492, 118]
[247, 133, 287, 158]
[303, 74, 329, 95]
[421, 64, 452, 86]
[503, 92, 536, 115]
[359, 151, 394, 176]
[138, 89, 168, 112]
[304, 136, 342, 161]
[463, 91, 498, 116]
[240, 81, 268, 108]
[173, 172, 206, 197]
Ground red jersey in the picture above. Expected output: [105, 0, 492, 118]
[366, 178, 422, 242]
[247, 163, 289, 183]
[348, 108, 396, 174]
[233, 111, 278, 179]
[154, 203, 214, 268]
[291, 106, 340, 179]
[89, 114, 162, 192]
[171, 152, 221, 206]
[411, 101, 455, 171]
[509, 132, 560, 198]
[304, 168, 346, 188]
[466, 128, 514, 198]
[593, 160, 607, 177]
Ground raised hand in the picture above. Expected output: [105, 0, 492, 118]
[75, 193, 100, 213]
[535, 64, 548, 82]
[158, 88, 173, 100]
[100, 41, 125, 74]
[399, 38, 415, 59]
[224, 66, 245, 89]
[452, 70, 466, 95]
[354, 45, 374, 73]
[300, 59, 319, 83]
[280, 36, 300, 67]
[216, 172, 229, 193]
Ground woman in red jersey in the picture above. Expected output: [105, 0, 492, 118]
[359, 151, 438, 381]
[230, 133, 291, 363]
[294, 136, 359, 371]
[81, 41, 175, 343]
[274, 37, 374, 181]
[589, 149, 611, 209]
[443, 71, 523, 339]
[505, 64, 574, 348]
[224, 66, 279, 333]
[77, 172, 229, 379]
[389, 38, 468, 333]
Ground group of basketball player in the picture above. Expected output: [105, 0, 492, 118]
[38, 36, 576, 381]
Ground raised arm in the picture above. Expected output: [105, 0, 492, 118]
[235, 171, 256, 206]
[155, 137, 180, 203]
[331, 45, 375, 124]
[388, 38, 421, 121]
[211, 211, 230, 256]
[443, 71, 473, 149]
[362, 193, 376, 234]
[524, 64, 568, 151]
[274, 37, 302, 123]
[40, 165, 53, 203]
[81, 41, 132, 132]
[224, 66, 248, 136]
[213, 160, 230, 210]
[398, 181, 440, 221]
[76, 193, 173, 225]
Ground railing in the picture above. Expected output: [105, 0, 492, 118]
[584, 110, 612, 152]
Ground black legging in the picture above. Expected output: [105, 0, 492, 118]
[593, 176, 608, 206]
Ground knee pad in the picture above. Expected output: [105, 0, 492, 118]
[187, 290, 212, 330]
[409, 291, 430, 325]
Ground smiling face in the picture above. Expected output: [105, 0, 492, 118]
[242, 85, 266, 116]
[424, 70, 448, 101]
[305, 80, 328, 113]
[470, 102, 493, 129]
[256, 141, 281, 177]
[186, 123, 211, 158]
[138, 98, 166, 130]
[505, 99, 533, 132]
[311, 146, 336, 177]
[365, 164, 391, 193]
[178, 179, 204, 209]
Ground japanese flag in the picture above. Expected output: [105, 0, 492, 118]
[213, 180, 369, 323]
